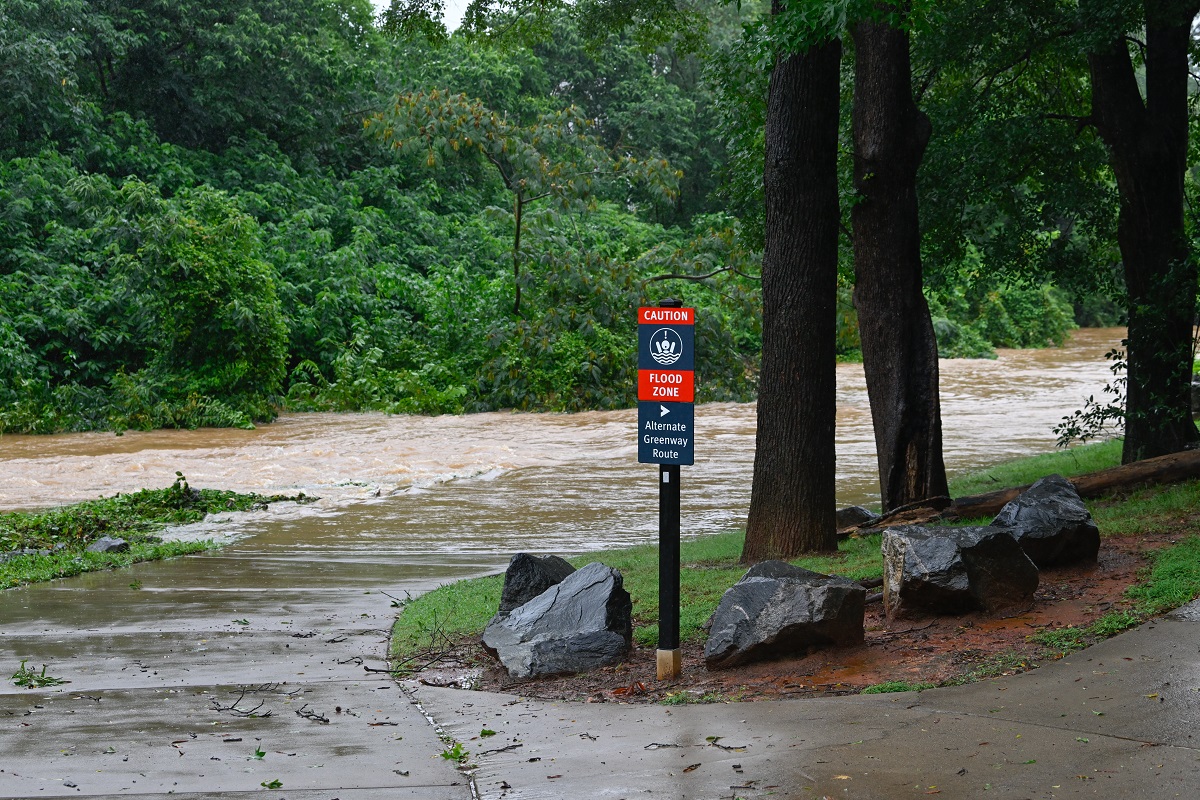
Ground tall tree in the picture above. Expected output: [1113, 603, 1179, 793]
[1084, 0, 1200, 463]
[850, 4, 948, 512]
[741, 3, 842, 561]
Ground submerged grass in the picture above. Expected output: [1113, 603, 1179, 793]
[0, 541, 213, 589]
[1, 473, 313, 588]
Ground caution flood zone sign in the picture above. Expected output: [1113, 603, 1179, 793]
[637, 306, 695, 466]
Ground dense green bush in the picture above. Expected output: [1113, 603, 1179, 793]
[0, 2, 1106, 434]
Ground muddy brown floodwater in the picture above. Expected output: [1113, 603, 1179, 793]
[0, 328, 1122, 562]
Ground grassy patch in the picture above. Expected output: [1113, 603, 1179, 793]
[947, 439, 1122, 498]
[0, 472, 312, 552]
[1, 473, 310, 588]
[391, 530, 883, 659]
[1031, 534, 1200, 658]
[1, 540, 214, 589]
[1089, 479, 1200, 536]
[860, 680, 935, 694]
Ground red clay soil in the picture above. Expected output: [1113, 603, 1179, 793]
[417, 532, 1179, 704]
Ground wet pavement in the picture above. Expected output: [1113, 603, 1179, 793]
[415, 601, 1200, 799]
[6, 586, 1197, 800]
[6, 576, 1198, 800]
[0, 547, 490, 799]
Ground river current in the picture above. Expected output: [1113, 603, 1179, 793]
[0, 329, 1121, 559]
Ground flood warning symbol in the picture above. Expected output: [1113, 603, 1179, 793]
[649, 328, 684, 366]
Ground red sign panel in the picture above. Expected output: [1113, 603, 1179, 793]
[638, 306, 695, 326]
[638, 370, 695, 402]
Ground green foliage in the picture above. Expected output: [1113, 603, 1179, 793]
[0, 473, 310, 553]
[10, 660, 67, 688]
[0, 540, 212, 589]
[2, 0, 1135, 435]
[860, 680, 935, 694]
[926, 266, 1077, 359]
[137, 188, 288, 420]
[1053, 348, 1126, 448]
[440, 742, 468, 763]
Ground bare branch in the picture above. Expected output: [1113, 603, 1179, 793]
[210, 687, 273, 718]
[643, 266, 761, 283]
[295, 704, 330, 724]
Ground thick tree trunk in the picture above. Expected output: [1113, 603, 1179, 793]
[742, 29, 842, 561]
[850, 12, 948, 513]
[1087, 0, 1200, 463]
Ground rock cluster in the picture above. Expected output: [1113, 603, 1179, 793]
[704, 561, 865, 670]
[882, 474, 1100, 618]
[483, 558, 631, 678]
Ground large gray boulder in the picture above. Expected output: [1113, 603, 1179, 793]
[482, 562, 632, 678]
[882, 526, 1038, 618]
[496, 553, 576, 615]
[85, 536, 130, 554]
[990, 474, 1100, 568]
[704, 561, 866, 670]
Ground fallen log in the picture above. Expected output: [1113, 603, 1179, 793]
[947, 448, 1200, 520]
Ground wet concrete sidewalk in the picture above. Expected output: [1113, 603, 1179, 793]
[4, 552, 1197, 800]
[416, 600, 1200, 799]
[0, 544, 488, 800]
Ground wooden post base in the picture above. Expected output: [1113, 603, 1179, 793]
[656, 648, 681, 680]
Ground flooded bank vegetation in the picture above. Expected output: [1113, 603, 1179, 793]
[0, 0, 1112, 436]
[0, 473, 313, 587]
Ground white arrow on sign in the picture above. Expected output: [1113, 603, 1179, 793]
[660, 404, 670, 417]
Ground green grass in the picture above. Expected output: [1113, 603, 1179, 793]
[947, 439, 1122, 498]
[1032, 533, 1200, 657]
[0, 472, 312, 553]
[391, 529, 884, 659]
[860, 680, 935, 694]
[1, 540, 214, 589]
[1, 473, 309, 588]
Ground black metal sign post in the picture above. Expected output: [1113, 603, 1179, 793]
[636, 299, 695, 681]
[657, 462, 681, 679]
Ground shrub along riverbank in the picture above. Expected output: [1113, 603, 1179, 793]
[390, 439, 1200, 674]
[0, 473, 313, 589]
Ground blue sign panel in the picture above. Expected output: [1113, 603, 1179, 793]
[637, 401, 695, 465]
[638, 324, 694, 372]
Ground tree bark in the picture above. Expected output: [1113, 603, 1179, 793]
[742, 23, 842, 561]
[1086, 0, 1200, 463]
[850, 10, 949, 513]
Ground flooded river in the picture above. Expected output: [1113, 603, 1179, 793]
[0, 329, 1122, 563]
